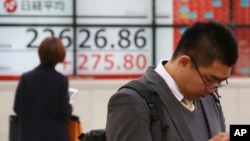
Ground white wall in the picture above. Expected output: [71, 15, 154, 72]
[0, 78, 249, 141]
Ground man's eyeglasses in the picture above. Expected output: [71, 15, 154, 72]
[191, 59, 228, 89]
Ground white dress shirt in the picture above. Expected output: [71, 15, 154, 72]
[154, 59, 184, 103]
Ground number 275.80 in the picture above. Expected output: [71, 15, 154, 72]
[77, 53, 147, 71]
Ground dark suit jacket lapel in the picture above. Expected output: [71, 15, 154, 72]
[200, 96, 222, 137]
[144, 67, 194, 141]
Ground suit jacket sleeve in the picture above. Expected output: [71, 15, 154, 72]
[106, 89, 153, 141]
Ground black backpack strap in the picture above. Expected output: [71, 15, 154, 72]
[118, 80, 168, 141]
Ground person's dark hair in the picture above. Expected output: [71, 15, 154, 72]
[38, 37, 66, 66]
[172, 20, 238, 67]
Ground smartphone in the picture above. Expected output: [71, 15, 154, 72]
[68, 88, 79, 99]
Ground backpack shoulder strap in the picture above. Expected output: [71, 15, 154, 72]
[118, 80, 168, 141]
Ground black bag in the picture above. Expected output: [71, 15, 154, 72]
[9, 115, 19, 141]
[78, 129, 105, 141]
[78, 80, 168, 141]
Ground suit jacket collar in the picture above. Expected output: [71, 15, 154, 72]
[36, 64, 55, 70]
[143, 66, 193, 141]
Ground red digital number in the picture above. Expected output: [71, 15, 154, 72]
[123, 53, 147, 70]
[136, 54, 147, 70]
[92, 54, 101, 69]
[104, 54, 114, 70]
[78, 53, 147, 71]
[78, 53, 114, 70]
[78, 54, 88, 70]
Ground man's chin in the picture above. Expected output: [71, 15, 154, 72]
[193, 93, 209, 100]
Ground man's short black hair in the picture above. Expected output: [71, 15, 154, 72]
[172, 20, 238, 67]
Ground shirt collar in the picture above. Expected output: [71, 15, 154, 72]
[154, 59, 184, 102]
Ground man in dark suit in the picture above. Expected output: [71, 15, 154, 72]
[13, 37, 72, 141]
[106, 21, 238, 141]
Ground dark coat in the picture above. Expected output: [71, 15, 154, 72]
[106, 66, 225, 141]
[14, 64, 72, 141]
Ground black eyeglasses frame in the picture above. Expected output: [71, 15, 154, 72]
[190, 58, 228, 89]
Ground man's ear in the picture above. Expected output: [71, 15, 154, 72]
[177, 55, 192, 69]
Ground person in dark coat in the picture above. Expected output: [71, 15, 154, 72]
[106, 21, 238, 141]
[13, 37, 72, 141]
